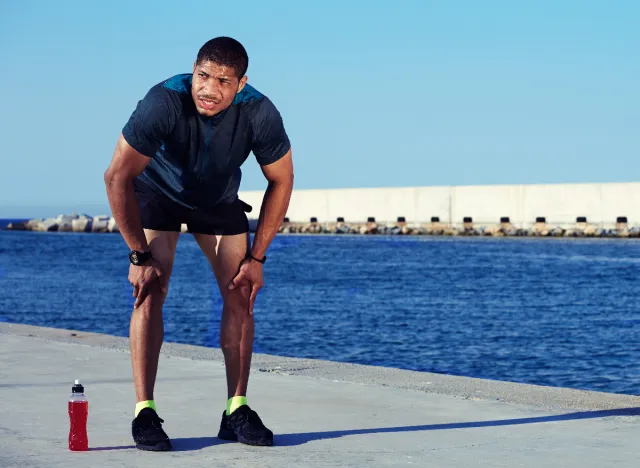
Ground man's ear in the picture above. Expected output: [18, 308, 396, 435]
[192, 60, 197, 73]
[237, 75, 248, 94]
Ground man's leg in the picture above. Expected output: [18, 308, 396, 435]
[194, 232, 273, 446]
[130, 229, 179, 408]
[193, 232, 253, 399]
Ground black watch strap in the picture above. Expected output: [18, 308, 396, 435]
[129, 250, 153, 266]
[248, 254, 266, 264]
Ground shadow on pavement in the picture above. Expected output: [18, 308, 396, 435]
[276, 407, 640, 446]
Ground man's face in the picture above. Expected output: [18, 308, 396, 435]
[191, 60, 247, 117]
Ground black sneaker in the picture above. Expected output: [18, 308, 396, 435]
[131, 408, 172, 451]
[217, 410, 237, 442]
[218, 405, 274, 446]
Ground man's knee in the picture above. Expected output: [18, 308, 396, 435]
[223, 287, 251, 316]
[134, 281, 168, 315]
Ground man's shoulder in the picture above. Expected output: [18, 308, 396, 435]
[232, 84, 282, 122]
[160, 73, 193, 95]
[140, 74, 192, 102]
[232, 83, 265, 106]
[136, 74, 191, 116]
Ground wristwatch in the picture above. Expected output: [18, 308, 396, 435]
[129, 250, 153, 266]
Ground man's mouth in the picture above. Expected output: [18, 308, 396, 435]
[198, 98, 218, 110]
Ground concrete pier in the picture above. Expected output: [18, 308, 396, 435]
[237, 181, 640, 230]
[1, 322, 638, 467]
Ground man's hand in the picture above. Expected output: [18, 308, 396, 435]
[228, 258, 264, 315]
[129, 259, 167, 308]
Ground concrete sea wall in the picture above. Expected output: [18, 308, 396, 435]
[238, 181, 640, 230]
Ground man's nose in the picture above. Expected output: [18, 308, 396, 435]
[202, 81, 221, 97]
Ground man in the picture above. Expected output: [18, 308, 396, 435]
[103, 36, 294, 451]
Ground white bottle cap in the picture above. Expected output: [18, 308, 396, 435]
[75, 379, 80, 385]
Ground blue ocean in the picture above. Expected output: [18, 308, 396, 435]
[0, 228, 638, 396]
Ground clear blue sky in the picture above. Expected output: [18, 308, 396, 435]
[1, 0, 638, 218]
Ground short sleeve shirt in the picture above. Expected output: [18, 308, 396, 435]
[122, 74, 291, 209]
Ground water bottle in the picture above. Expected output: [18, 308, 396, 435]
[68, 380, 88, 451]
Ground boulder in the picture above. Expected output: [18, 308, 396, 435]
[56, 213, 78, 232]
[301, 217, 323, 234]
[458, 217, 478, 236]
[498, 217, 517, 236]
[424, 217, 449, 235]
[615, 217, 629, 238]
[92, 216, 110, 233]
[392, 217, 415, 235]
[72, 216, 92, 233]
[362, 217, 378, 234]
[56, 213, 79, 224]
[565, 217, 597, 237]
[108, 217, 119, 233]
[26, 219, 42, 230]
[531, 217, 549, 237]
[32, 218, 59, 232]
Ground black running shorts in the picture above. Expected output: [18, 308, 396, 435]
[133, 178, 250, 235]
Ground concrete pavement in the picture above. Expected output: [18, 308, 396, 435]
[1, 322, 638, 467]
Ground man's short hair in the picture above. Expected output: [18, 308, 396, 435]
[196, 37, 249, 78]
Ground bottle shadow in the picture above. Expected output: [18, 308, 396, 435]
[89, 438, 231, 452]
[89, 445, 136, 451]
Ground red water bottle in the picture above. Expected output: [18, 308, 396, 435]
[68, 380, 88, 451]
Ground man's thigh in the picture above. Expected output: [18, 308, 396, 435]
[193, 232, 250, 298]
[144, 229, 180, 280]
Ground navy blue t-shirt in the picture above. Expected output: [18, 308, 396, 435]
[122, 74, 290, 210]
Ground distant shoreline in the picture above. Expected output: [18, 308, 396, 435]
[3, 229, 640, 244]
[4, 214, 640, 240]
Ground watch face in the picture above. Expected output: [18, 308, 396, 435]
[130, 252, 139, 264]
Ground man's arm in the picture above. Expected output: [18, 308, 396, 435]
[250, 149, 294, 260]
[103, 134, 152, 252]
[227, 96, 292, 313]
[228, 149, 293, 314]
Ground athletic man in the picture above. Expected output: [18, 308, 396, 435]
[103, 36, 293, 451]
